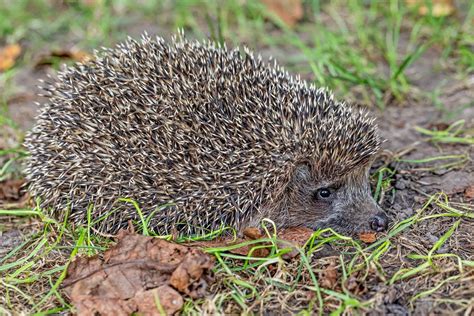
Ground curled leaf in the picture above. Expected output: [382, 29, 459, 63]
[0, 44, 21, 71]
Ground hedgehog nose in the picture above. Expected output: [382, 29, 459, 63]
[369, 213, 388, 232]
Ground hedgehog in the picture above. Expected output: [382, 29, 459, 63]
[24, 33, 388, 236]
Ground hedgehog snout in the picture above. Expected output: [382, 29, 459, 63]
[332, 189, 389, 234]
[369, 212, 389, 232]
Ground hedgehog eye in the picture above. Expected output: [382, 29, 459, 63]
[315, 188, 332, 200]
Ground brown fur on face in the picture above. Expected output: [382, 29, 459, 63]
[254, 162, 386, 235]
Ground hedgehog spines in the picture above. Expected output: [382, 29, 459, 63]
[25, 33, 381, 235]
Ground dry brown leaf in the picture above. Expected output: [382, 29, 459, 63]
[186, 227, 315, 259]
[344, 275, 366, 295]
[0, 179, 25, 202]
[278, 227, 314, 247]
[170, 249, 215, 298]
[63, 230, 214, 315]
[276, 227, 314, 259]
[3, 44, 21, 59]
[406, 0, 455, 17]
[133, 286, 183, 316]
[0, 44, 21, 71]
[320, 260, 338, 289]
[359, 232, 377, 243]
[35, 49, 92, 67]
[187, 237, 271, 257]
[231, 244, 271, 257]
[70, 50, 92, 62]
[261, 0, 303, 27]
[464, 186, 474, 201]
[0, 58, 17, 71]
[243, 227, 264, 239]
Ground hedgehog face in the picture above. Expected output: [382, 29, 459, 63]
[284, 164, 388, 235]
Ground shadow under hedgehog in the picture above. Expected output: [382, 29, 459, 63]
[25, 33, 389, 236]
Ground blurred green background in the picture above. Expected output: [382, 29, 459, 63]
[1, 0, 473, 110]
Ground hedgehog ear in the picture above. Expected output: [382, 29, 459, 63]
[293, 163, 311, 182]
